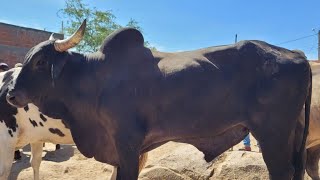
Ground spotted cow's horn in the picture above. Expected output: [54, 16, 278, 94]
[54, 19, 86, 52]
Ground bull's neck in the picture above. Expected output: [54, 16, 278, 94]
[53, 51, 104, 118]
[64, 51, 106, 79]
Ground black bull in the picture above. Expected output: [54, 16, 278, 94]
[6, 26, 312, 180]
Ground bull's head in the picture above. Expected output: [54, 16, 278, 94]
[6, 19, 87, 108]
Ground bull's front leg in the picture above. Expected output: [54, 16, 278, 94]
[110, 152, 148, 180]
[115, 146, 140, 180]
[114, 132, 142, 180]
[109, 113, 147, 180]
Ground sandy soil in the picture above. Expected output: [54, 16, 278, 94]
[9, 135, 314, 180]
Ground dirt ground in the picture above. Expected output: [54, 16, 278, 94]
[9, 135, 314, 180]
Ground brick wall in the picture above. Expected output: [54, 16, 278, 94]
[0, 22, 63, 67]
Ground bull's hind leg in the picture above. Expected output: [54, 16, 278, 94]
[249, 58, 310, 180]
[292, 112, 308, 180]
[306, 145, 320, 180]
[249, 110, 303, 180]
[251, 127, 296, 180]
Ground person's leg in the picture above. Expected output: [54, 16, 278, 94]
[243, 134, 250, 146]
[239, 134, 251, 151]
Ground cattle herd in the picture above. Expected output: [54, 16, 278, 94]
[0, 19, 318, 180]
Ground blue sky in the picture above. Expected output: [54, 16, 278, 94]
[1, 0, 319, 59]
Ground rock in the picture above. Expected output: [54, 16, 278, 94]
[211, 151, 269, 180]
[64, 166, 70, 173]
[139, 166, 189, 180]
[139, 142, 214, 180]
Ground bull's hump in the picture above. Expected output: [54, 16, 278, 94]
[99, 28, 144, 54]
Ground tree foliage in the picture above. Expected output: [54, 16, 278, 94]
[58, 0, 155, 52]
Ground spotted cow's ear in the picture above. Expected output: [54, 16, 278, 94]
[0, 63, 9, 71]
[51, 58, 66, 86]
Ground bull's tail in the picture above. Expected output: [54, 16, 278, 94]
[295, 65, 312, 174]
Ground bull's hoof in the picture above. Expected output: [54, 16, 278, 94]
[14, 150, 22, 160]
[56, 144, 61, 150]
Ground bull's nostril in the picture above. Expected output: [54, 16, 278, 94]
[6, 91, 27, 108]
[9, 96, 16, 101]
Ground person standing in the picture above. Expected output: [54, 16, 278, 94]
[239, 134, 252, 151]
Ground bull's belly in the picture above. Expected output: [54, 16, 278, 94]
[141, 116, 246, 152]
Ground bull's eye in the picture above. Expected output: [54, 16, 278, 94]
[36, 60, 46, 67]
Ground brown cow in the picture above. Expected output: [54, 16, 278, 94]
[303, 60, 320, 180]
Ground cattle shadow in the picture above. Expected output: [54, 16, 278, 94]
[43, 145, 74, 162]
[9, 153, 31, 180]
[9, 145, 74, 179]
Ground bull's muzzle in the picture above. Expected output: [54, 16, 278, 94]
[6, 90, 28, 108]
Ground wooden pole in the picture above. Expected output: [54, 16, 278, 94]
[61, 21, 64, 33]
[230, 33, 238, 152]
[235, 34, 238, 44]
[318, 30, 320, 60]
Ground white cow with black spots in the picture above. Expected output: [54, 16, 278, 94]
[0, 64, 72, 180]
[0, 64, 147, 180]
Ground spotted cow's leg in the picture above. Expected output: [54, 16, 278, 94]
[0, 145, 14, 180]
[14, 150, 22, 160]
[0, 122, 16, 180]
[55, 144, 61, 150]
[30, 142, 43, 180]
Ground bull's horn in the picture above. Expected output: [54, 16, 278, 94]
[49, 33, 56, 40]
[54, 19, 86, 52]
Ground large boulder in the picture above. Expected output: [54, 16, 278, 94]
[211, 151, 268, 180]
[139, 142, 214, 180]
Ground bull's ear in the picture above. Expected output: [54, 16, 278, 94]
[51, 58, 66, 84]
